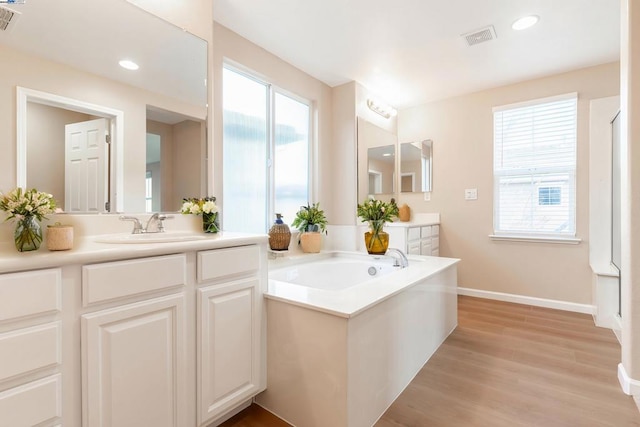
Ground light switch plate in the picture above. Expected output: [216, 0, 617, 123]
[465, 188, 478, 200]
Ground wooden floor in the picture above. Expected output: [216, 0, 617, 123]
[220, 296, 640, 427]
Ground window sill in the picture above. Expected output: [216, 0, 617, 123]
[489, 234, 582, 245]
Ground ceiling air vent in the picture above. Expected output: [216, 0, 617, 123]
[462, 25, 497, 47]
[0, 5, 21, 32]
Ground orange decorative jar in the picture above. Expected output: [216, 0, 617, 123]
[364, 220, 389, 255]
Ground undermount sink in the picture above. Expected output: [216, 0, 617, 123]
[94, 231, 209, 244]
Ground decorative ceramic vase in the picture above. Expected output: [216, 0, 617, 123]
[364, 220, 389, 255]
[202, 212, 219, 233]
[14, 216, 42, 252]
[269, 213, 291, 251]
[300, 231, 321, 253]
[398, 204, 411, 222]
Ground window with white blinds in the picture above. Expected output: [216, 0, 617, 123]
[493, 93, 577, 237]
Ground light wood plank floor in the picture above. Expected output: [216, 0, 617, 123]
[221, 296, 640, 427]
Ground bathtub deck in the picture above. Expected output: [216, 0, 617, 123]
[221, 296, 640, 427]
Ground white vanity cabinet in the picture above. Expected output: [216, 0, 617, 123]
[196, 245, 265, 426]
[388, 223, 440, 256]
[81, 254, 188, 427]
[0, 268, 63, 427]
[0, 235, 267, 427]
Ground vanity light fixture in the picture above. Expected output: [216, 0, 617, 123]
[367, 98, 397, 119]
[512, 15, 539, 31]
[118, 59, 139, 71]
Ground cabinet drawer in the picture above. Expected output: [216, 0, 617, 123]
[407, 227, 421, 242]
[421, 226, 432, 238]
[432, 236, 440, 250]
[83, 254, 186, 306]
[198, 246, 260, 283]
[407, 242, 421, 255]
[0, 269, 61, 322]
[431, 225, 440, 237]
[0, 374, 61, 427]
[0, 322, 60, 383]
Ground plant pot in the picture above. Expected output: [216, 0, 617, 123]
[14, 216, 42, 252]
[364, 220, 389, 255]
[300, 231, 321, 253]
[202, 212, 219, 233]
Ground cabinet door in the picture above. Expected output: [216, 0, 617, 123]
[407, 241, 421, 255]
[82, 294, 186, 427]
[420, 240, 432, 256]
[197, 279, 261, 425]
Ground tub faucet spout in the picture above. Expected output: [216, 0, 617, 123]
[386, 248, 409, 268]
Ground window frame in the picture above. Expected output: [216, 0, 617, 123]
[490, 92, 581, 244]
[222, 62, 314, 232]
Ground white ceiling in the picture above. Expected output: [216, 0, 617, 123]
[213, 0, 620, 109]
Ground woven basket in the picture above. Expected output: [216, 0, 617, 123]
[269, 223, 291, 251]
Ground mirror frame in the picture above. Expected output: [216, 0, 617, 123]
[16, 86, 124, 212]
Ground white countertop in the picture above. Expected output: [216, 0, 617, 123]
[0, 231, 268, 274]
[265, 252, 459, 318]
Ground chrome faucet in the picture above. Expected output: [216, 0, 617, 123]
[145, 213, 173, 233]
[386, 248, 409, 268]
[119, 213, 173, 234]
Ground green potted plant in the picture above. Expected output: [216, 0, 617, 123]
[291, 203, 328, 253]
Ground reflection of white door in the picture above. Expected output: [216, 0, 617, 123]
[65, 118, 109, 212]
[369, 170, 382, 194]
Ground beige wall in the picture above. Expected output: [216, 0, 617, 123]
[172, 120, 206, 210]
[146, 119, 204, 212]
[146, 120, 174, 211]
[620, 0, 640, 383]
[397, 62, 620, 304]
[212, 23, 334, 223]
[331, 82, 399, 225]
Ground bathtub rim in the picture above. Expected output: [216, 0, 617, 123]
[266, 250, 460, 318]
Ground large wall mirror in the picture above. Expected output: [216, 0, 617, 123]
[400, 140, 432, 193]
[357, 117, 398, 202]
[5, 0, 207, 213]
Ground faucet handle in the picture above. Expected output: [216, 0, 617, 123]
[119, 215, 143, 234]
[145, 213, 174, 233]
[155, 214, 173, 232]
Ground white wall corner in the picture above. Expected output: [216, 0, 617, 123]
[457, 287, 595, 315]
[618, 363, 640, 396]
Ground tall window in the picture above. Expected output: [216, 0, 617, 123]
[493, 93, 577, 237]
[222, 66, 310, 233]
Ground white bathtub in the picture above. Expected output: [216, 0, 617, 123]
[268, 253, 398, 290]
[259, 251, 460, 427]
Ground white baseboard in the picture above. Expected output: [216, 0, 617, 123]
[457, 287, 595, 315]
[618, 363, 640, 396]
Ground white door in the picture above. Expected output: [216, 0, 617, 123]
[197, 279, 261, 425]
[82, 294, 187, 427]
[65, 118, 109, 212]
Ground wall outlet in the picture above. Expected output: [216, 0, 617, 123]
[465, 188, 478, 200]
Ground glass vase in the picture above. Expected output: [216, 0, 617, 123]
[202, 212, 219, 233]
[364, 220, 389, 255]
[14, 216, 43, 252]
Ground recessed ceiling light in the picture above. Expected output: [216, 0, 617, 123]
[118, 59, 139, 70]
[512, 15, 539, 31]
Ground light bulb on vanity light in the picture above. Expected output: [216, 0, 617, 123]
[367, 98, 397, 119]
